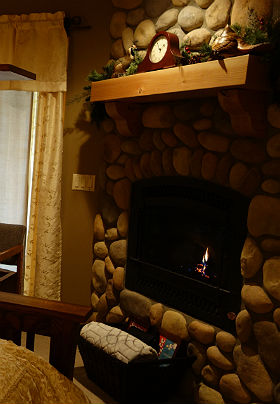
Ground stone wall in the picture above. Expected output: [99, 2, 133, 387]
[88, 1, 280, 403]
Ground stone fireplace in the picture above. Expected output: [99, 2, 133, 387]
[88, 1, 280, 403]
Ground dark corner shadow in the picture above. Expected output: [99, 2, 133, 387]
[74, 366, 118, 403]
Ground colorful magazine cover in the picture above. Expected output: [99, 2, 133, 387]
[158, 336, 178, 359]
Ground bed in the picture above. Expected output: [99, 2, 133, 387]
[0, 291, 92, 404]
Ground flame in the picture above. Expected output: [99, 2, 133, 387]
[195, 247, 210, 279]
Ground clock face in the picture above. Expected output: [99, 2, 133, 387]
[149, 36, 168, 63]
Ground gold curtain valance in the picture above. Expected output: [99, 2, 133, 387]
[0, 11, 68, 92]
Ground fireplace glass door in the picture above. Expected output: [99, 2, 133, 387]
[125, 177, 249, 332]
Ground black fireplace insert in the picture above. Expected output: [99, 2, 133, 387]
[125, 177, 249, 332]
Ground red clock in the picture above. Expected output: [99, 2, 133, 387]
[137, 31, 182, 73]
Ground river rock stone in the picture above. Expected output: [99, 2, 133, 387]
[167, 26, 186, 47]
[106, 279, 119, 307]
[91, 292, 99, 310]
[173, 123, 199, 148]
[140, 153, 152, 177]
[93, 214, 105, 241]
[267, 103, 280, 128]
[172, 0, 189, 5]
[106, 164, 125, 180]
[127, 8, 145, 26]
[195, 0, 213, 7]
[105, 256, 115, 275]
[121, 139, 142, 155]
[96, 293, 109, 320]
[178, 6, 204, 32]
[144, 0, 172, 18]
[120, 289, 152, 323]
[162, 149, 176, 176]
[106, 305, 125, 324]
[109, 240, 127, 266]
[262, 160, 280, 178]
[187, 341, 207, 375]
[113, 178, 131, 210]
[233, 345, 274, 403]
[150, 303, 164, 327]
[201, 364, 221, 387]
[161, 310, 189, 341]
[198, 132, 230, 152]
[207, 346, 234, 371]
[122, 26, 134, 53]
[155, 8, 179, 31]
[241, 237, 263, 279]
[113, 266, 125, 291]
[139, 128, 155, 151]
[241, 285, 273, 314]
[173, 100, 200, 121]
[101, 118, 114, 134]
[200, 99, 217, 117]
[247, 195, 280, 237]
[106, 180, 114, 196]
[105, 228, 119, 241]
[216, 331, 236, 353]
[150, 150, 163, 176]
[94, 241, 108, 259]
[101, 195, 120, 227]
[236, 310, 252, 343]
[142, 104, 174, 128]
[201, 152, 218, 180]
[117, 211, 129, 238]
[205, 0, 231, 30]
[253, 320, 280, 376]
[92, 259, 107, 294]
[261, 179, 280, 194]
[153, 130, 166, 151]
[110, 11, 127, 39]
[112, 0, 143, 9]
[231, 0, 273, 28]
[198, 383, 225, 404]
[173, 147, 192, 176]
[124, 158, 136, 182]
[261, 238, 280, 254]
[230, 139, 266, 164]
[263, 257, 280, 301]
[229, 162, 248, 190]
[111, 39, 125, 59]
[193, 118, 212, 131]
[183, 28, 211, 50]
[274, 382, 280, 404]
[273, 307, 280, 327]
[219, 373, 251, 404]
[134, 19, 156, 47]
[161, 129, 178, 148]
[188, 320, 215, 345]
[132, 157, 143, 180]
[215, 153, 234, 185]
[190, 148, 203, 178]
[267, 134, 280, 158]
[104, 134, 121, 164]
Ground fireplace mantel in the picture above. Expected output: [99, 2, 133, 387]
[90, 54, 269, 104]
[91, 54, 270, 139]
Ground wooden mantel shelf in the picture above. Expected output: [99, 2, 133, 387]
[90, 54, 269, 104]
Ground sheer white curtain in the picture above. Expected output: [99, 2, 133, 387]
[0, 90, 33, 225]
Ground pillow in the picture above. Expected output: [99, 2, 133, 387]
[80, 322, 158, 364]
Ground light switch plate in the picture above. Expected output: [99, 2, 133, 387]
[72, 174, 95, 191]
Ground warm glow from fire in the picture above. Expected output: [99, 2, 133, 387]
[195, 247, 210, 279]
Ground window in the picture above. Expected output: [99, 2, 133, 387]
[0, 90, 34, 225]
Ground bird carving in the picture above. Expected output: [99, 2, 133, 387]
[211, 25, 270, 58]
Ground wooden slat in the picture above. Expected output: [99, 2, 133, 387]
[0, 291, 91, 321]
[91, 55, 269, 103]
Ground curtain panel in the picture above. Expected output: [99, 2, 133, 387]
[0, 11, 68, 300]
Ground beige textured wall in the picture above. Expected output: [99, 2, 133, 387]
[1, 1, 113, 305]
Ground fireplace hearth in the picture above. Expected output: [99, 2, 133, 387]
[125, 177, 249, 332]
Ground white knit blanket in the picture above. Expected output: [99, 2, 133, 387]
[80, 322, 158, 364]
